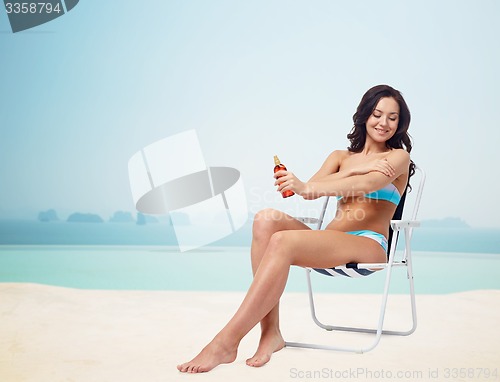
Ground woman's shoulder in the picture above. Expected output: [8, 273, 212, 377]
[323, 150, 351, 166]
[387, 148, 410, 162]
[327, 149, 351, 160]
[315, 150, 351, 174]
[387, 149, 411, 180]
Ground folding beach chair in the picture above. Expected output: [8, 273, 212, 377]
[285, 166, 426, 353]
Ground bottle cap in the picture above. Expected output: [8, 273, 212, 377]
[274, 155, 280, 165]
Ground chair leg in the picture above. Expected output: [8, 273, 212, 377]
[404, 246, 418, 335]
[285, 260, 417, 353]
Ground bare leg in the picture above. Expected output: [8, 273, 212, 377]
[246, 209, 310, 367]
[177, 226, 386, 373]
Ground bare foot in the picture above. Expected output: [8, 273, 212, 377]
[177, 337, 238, 373]
[246, 329, 285, 368]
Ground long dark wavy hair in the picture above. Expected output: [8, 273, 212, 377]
[347, 84, 415, 183]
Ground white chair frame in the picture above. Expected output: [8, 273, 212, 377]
[285, 166, 426, 353]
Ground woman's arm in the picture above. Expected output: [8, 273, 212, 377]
[309, 150, 396, 183]
[276, 149, 410, 199]
[308, 150, 350, 182]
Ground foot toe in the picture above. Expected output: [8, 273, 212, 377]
[177, 363, 186, 372]
[246, 355, 268, 367]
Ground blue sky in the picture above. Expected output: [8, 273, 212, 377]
[1, 0, 499, 227]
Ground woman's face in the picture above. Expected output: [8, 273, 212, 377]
[365, 96, 400, 144]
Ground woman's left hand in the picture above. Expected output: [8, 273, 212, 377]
[274, 170, 314, 199]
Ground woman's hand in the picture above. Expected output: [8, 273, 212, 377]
[351, 158, 396, 177]
[274, 170, 315, 199]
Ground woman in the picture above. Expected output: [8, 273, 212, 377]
[177, 84, 413, 373]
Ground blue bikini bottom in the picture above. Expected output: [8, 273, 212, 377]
[313, 230, 388, 277]
[345, 230, 388, 253]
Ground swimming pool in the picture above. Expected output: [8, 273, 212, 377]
[1, 245, 499, 294]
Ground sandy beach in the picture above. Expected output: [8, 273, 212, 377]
[0, 283, 499, 382]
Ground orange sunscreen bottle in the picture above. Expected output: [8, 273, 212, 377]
[274, 155, 295, 198]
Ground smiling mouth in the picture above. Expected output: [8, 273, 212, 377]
[374, 127, 389, 134]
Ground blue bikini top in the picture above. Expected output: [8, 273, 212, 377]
[364, 183, 401, 206]
[337, 183, 401, 206]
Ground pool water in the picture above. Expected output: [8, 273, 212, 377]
[1, 245, 499, 294]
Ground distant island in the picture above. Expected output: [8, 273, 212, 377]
[38, 209, 163, 225]
[136, 212, 159, 225]
[38, 209, 59, 222]
[421, 217, 470, 228]
[109, 211, 135, 223]
[67, 213, 104, 223]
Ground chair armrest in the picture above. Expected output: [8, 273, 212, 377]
[390, 220, 420, 231]
[297, 217, 320, 224]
